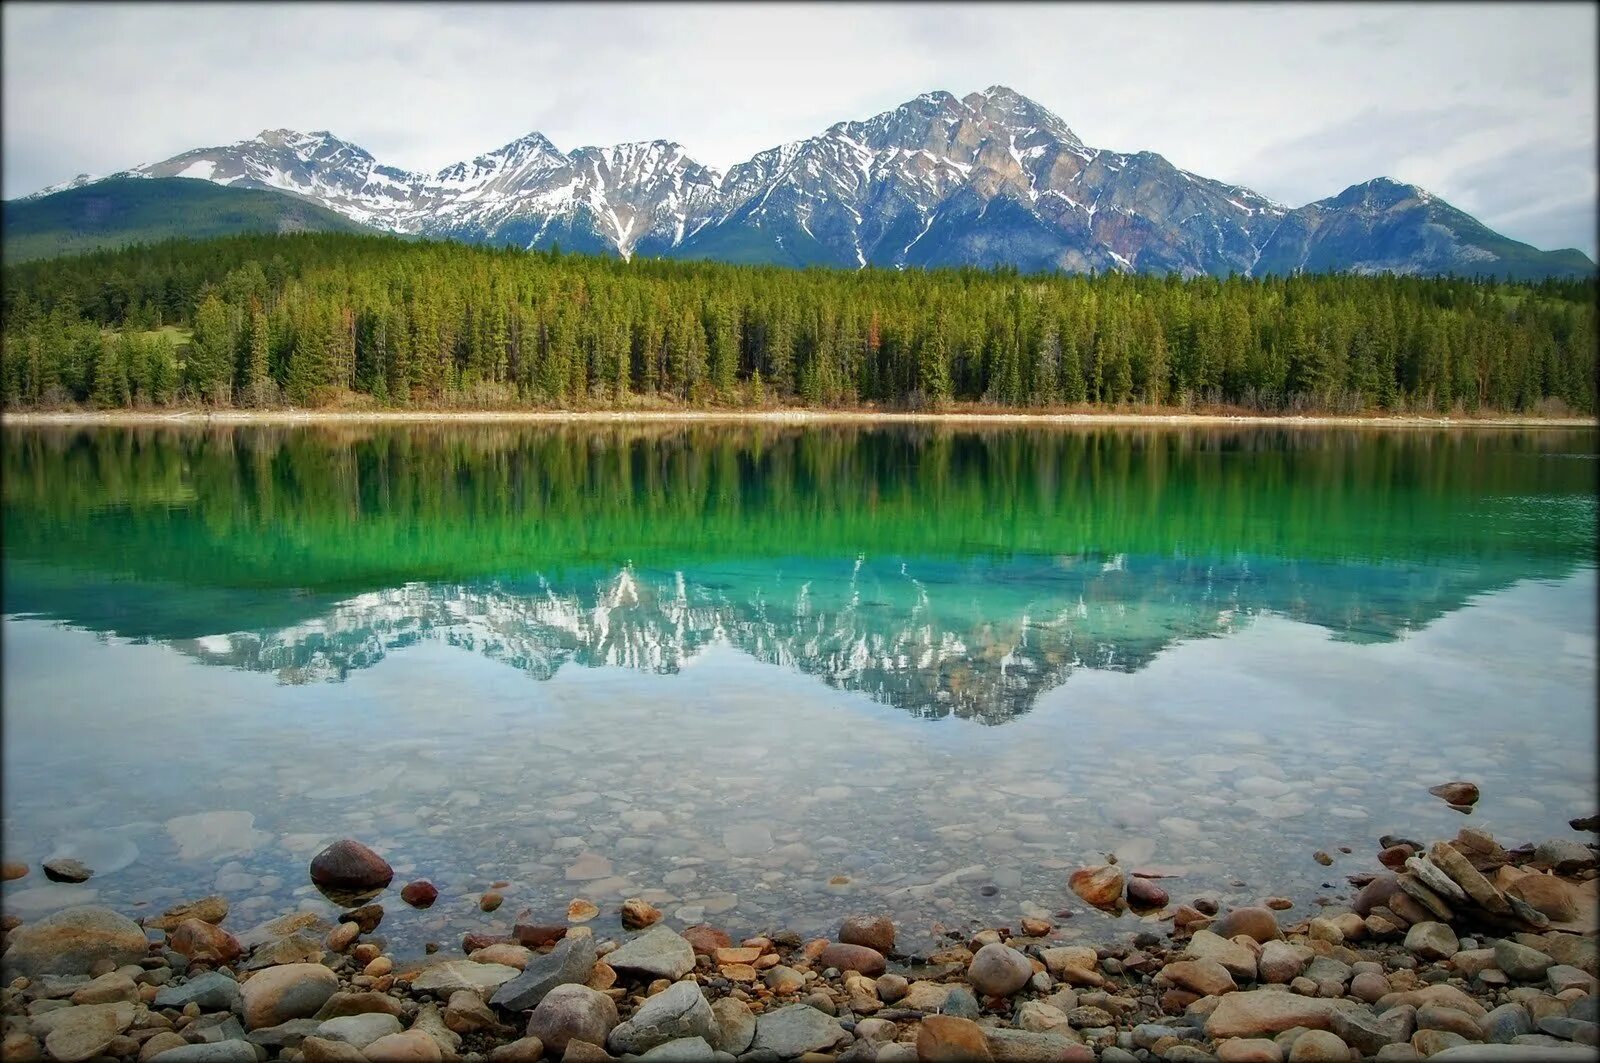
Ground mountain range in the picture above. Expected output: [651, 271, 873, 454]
[13, 86, 1595, 279]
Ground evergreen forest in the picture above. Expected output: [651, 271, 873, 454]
[2, 233, 1594, 413]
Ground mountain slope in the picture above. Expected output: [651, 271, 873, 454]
[14, 88, 1595, 278]
[3, 176, 373, 261]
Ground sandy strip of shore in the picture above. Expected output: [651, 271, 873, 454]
[3, 408, 1596, 428]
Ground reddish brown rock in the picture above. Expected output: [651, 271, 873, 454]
[343, 904, 384, 933]
[682, 924, 732, 957]
[480, 892, 504, 913]
[839, 915, 895, 954]
[1127, 877, 1170, 909]
[510, 925, 565, 948]
[309, 840, 393, 897]
[167, 918, 242, 966]
[1211, 907, 1284, 943]
[1507, 874, 1579, 922]
[465, 932, 515, 953]
[618, 898, 660, 930]
[1162, 958, 1237, 997]
[400, 881, 438, 908]
[144, 896, 230, 931]
[1, 861, 28, 881]
[819, 943, 887, 976]
[917, 1015, 993, 1062]
[1427, 782, 1480, 807]
[1068, 865, 1125, 909]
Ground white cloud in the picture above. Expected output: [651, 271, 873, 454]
[3, 1, 1594, 255]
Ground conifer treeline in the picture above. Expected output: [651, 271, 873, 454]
[2, 232, 1595, 412]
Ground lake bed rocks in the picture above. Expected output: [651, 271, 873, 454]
[307, 840, 393, 900]
[0, 820, 1594, 1063]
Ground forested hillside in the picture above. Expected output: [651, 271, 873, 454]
[1, 232, 1594, 413]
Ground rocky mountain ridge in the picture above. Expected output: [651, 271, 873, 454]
[21, 86, 1595, 278]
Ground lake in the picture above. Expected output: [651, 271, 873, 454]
[2, 423, 1595, 960]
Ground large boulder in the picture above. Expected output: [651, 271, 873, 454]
[607, 980, 715, 1055]
[0, 905, 147, 978]
[601, 925, 695, 981]
[967, 943, 1033, 997]
[749, 1004, 849, 1058]
[708, 998, 755, 1055]
[240, 963, 340, 1029]
[307, 840, 392, 899]
[36, 1003, 131, 1063]
[916, 1014, 993, 1062]
[1205, 991, 1360, 1038]
[490, 932, 597, 1011]
[524, 983, 617, 1054]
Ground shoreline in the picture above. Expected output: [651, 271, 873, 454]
[2, 819, 1595, 1062]
[3, 408, 1597, 429]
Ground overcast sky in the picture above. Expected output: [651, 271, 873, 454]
[4, 2, 1595, 255]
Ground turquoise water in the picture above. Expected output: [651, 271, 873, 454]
[2, 424, 1595, 957]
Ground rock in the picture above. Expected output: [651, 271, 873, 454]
[1259, 941, 1309, 984]
[1285, 1030, 1349, 1061]
[443, 988, 508, 1035]
[316, 1013, 403, 1049]
[635, 1036, 715, 1063]
[513, 925, 568, 949]
[1185, 930, 1259, 981]
[620, 899, 661, 930]
[709, 998, 755, 1055]
[1212, 908, 1284, 943]
[360, 1030, 443, 1062]
[246, 1017, 324, 1049]
[1127, 877, 1169, 909]
[1015, 1001, 1070, 1033]
[168, 919, 243, 966]
[1163, 959, 1237, 997]
[400, 881, 438, 908]
[681, 925, 731, 957]
[526, 984, 618, 1054]
[915, 1015, 992, 1062]
[1406, 858, 1468, 905]
[488, 1037, 547, 1063]
[601, 926, 694, 981]
[42, 859, 93, 884]
[747, 1004, 847, 1058]
[1506, 876, 1579, 922]
[154, 971, 243, 1012]
[491, 933, 599, 1011]
[942, 986, 980, 1020]
[965, 943, 1032, 998]
[2, 861, 28, 881]
[559, 1040, 614, 1062]
[1396, 875, 1455, 921]
[1375, 986, 1486, 1019]
[1427, 844, 1509, 916]
[876, 974, 909, 1003]
[145, 1043, 259, 1063]
[240, 962, 340, 1029]
[1332, 1005, 1415, 1055]
[982, 1028, 1091, 1062]
[1350, 972, 1390, 1004]
[1067, 866, 1123, 909]
[0, 905, 147, 978]
[1416, 1003, 1484, 1041]
[1037, 947, 1103, 986]
[39, 1004, 125, 1062]
[1205, 993, 1360, 1038]
[307, 840, 393, 899]
[468, 945, 529, 971]
[839, 917, 895, 955]
[1479, 1002, 1533, 1043]
[138, 1032, 189, 1061]
[1412, 1029, 1469, 1055]
[1216, 1039, 1283, 1063]
[607, 980, 715, 1055]
[69, 971, 138, 1005]
[811, 943, 882, 978]
[1429, 1046, 1599, 1060]
[314, 992, 407, 1022]
[1404, 922, 1459, 961]
[1547, 965, 1597, 994]
[146, 897, 231, 932]
[1353, 874, 1402, 918]
[1494, 941, 1555, 982]
[762, 965, 805, 995]
[301, 1037, 370, 1063]
[1427, 783, 1479, 807]
[412, 958, 521, 997]
[1534, 840, 1596, 875]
